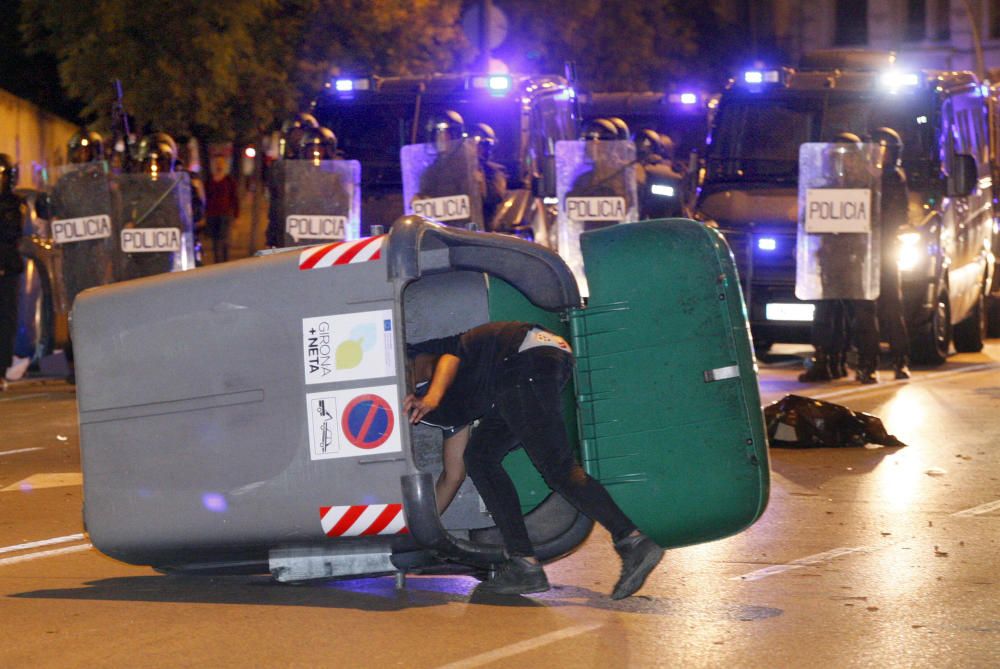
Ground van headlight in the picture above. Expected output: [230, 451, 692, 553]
[897, 231, 923, 271]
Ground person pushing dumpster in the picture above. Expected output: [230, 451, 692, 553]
[404, 320, 665, 598]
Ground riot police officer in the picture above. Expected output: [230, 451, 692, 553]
[799, 132, 867, 383]
[566, 118, 632, 232]
[867, 127, 911, 380]
[68, 130, 105, 165]
[470, 122, 508, 229]
[634, 128, 683, 219]
[120, 132, 186, 280]
[267, 114, 322, 247]
[417, 110, 470, 200]
[0, 154, 25, 391]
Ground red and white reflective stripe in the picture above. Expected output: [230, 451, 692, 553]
[319, 503, 408, 537]
[299, 235, 385, 270]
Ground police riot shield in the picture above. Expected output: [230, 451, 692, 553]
[48, 162, 116, 306]
[795, 143, 881, 301]
[115, 172, 196, 281]
[277, 159, 361, 246]
[401, 139, 484, 229]
[555, 139, 638, 291]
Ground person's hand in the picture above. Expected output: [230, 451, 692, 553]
[404, 392, 440, 424]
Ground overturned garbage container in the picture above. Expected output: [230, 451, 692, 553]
[74, 216, 769, 580]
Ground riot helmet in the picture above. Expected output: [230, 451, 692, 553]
[825, 132, 862, 185]
[580, 118, 618, 142]
[68, 130, 105, 164]
[634, 128, 666, 163]
[607, 117, 630, 141]
[137, 132, 178, 177]
[426, 110, 465, 153]
[280, 112, 320, 159]
[833, 132, 862, 144]
[470, 122, 497, 162]
[299, 126, 338, 163]
[870, 126, 903, 171]
[0, 154, 16, 194]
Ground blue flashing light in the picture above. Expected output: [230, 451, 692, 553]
[742, 69, 780, 87]
[335, 79, 353, 92]
[680, 92, 698, 105]
[757, 237, 777, 251]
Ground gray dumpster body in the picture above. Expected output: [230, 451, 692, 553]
[75, 216, 769, 580]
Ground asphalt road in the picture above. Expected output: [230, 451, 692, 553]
[2, 342, 999, 667]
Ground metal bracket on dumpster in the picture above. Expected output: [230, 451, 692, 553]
[269, 546, 396, 583]
[385, 216, 581, 311]
[401, 472, 506, 568]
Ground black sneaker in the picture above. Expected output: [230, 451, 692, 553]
[478, 557, 550, 595]
[612, 533, 664, 600]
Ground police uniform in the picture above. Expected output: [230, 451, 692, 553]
[0, 188, 25, 378]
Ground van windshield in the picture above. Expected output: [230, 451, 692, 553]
[706, 91, 937, 186]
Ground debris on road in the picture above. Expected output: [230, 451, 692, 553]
[764, 395, 907, 448]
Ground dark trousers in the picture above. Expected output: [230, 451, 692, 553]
[206, 215, 232, 263]
[464, 347, 637, 557]
[877, 264, 909, 359]
[0, 273, 18, 373]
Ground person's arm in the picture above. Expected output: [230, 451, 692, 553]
[435, 425, 470, 513]
[403, 352, 460, 424]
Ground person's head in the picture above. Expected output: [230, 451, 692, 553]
[470, 122, 497, 162]
[299, 126, 338, 163]
[870, 126, 903, 171]
[280, 112, 320, 159]
[0, 154, 17, 194]
[581, 118, 618, 162]
[633, 128, 670, 163]
[405, 351, 440, 394]
[607, 117, 630, 141]
[68, 130, 105, 164]
[426, 110, 465, 153]
[137, 132, 177, 177]
[210, 154, 230, 179]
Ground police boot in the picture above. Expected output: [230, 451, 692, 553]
[830, 351, 848, 379]
[798, 350, 833, 382]
[893, 356, 911, 380]
[855, 358, 880, 385]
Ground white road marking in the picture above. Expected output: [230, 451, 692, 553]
[952, 499, 1000, 517]
[0, 543, 92, 567]
[0, 533, 85, 556]
[0, 447, 45, 457]
[732, 546, 870, 582]
[435, 623, 603, 669]
[0, 393, 54, 403]
[1, 472, 83, 492]
[805, 363, 1000, 403]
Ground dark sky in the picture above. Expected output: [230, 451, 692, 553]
[0, 0, 82, 121]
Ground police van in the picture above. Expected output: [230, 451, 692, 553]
[695, 50, 995, 364]
[312, 73, 579, 239]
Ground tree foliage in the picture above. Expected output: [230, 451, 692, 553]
[497, 0, 740, 92]
[19, 0, 740, 140]
[19, 0, 464, 141]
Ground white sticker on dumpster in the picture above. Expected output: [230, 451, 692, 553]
[306, 385, 401, 460]
[302, 310, 396, 385]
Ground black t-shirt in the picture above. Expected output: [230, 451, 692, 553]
[410, 321, 535, 428]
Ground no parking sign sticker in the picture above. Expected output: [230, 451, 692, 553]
[305, 385, 401, 460]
